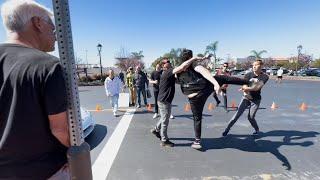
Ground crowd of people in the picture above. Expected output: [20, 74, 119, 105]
[104, 50, 269, 150]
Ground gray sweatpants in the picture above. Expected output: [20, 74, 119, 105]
[155, 101, 171, 141]
[225, 98, 261, 132]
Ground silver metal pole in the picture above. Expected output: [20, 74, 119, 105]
[52, 0, 92, 179]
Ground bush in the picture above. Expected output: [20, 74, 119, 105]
[79, 76, 94, 82]
[93, 73, 108, 81]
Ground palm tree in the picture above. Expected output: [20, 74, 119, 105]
[250, 50, 267, 60]
[206, 41, 219, 70]
[131, 51, 144, 60]
[169, 48, 182, 67]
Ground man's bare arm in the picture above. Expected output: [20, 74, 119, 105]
[172, 57, 201, 74]
[194, 65, 221, 93]
[49, 111, 70, 147]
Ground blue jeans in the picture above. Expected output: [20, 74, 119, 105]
[136, 88, 147, 106]
[110, 94, 119, 113]
[225, 98, 261, 132]
[155, 101, 172, 141]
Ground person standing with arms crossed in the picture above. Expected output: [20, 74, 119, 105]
[222, 60, 269, 137]
[0, 1, 70, 179]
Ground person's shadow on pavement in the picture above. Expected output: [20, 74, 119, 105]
[174, 130, 319, 170]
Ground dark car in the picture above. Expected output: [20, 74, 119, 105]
[305, 68, 320, 76]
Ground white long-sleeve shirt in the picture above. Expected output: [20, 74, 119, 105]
[104, 76, 123, 96]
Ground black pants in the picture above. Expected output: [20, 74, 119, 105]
[222, 89, 227, 110]
[189, 75, 249, 140]
[154, 90, 159, 113]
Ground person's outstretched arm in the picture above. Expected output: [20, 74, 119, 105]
[173, 57, 202, 74]
[194, 65, 221, 94]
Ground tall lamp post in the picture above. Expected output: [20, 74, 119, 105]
[297, 45, 302, 76]
[97, 43, 103, 79]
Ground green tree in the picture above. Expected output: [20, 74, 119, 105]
[206, 41, 219, 70]
[131, 51, 144, 60]
[250, 50, 267, 59]
[312, 59, 320, 68]
[169, 48, 182, 66]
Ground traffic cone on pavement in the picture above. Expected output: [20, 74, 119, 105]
[271, 102, 278, 110]
[95, 104, 102, 112]
[299, 102, 308, 111]
[147, 104, 153, 112]
[231, 100, 237, 110]
[208, 103, 215, 111]
[184, 103, 191, 112]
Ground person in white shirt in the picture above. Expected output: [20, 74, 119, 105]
[276, 67, 284, 83]
[105, 69, 124, 117]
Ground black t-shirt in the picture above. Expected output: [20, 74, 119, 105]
[158, 68, 175, 103]
[244, 72, 269, 100]
[150, 70, 162, 91]
[177, 61, 211, 95]
[0, 44, 68, 179]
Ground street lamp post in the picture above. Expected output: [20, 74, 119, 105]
[297, 45, 302, 76]
[97, 43, 103, 79]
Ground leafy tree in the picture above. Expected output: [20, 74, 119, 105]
[312, 59, 320, 68]
[250, 50, 267, 59]
[131, 51, 144, 60]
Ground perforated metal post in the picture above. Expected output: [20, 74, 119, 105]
[52, 0, 92, 179]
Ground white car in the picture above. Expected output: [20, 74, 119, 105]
[80, 107, 95, 138]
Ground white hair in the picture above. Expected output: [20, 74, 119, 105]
[1, 0, 53, 33]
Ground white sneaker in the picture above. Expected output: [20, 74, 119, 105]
[153, 113, 159, 119]
[170, 114, 174, 119]
[113, 112, 118, 117]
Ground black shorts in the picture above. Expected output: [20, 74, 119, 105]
[277, 76, 283, 79]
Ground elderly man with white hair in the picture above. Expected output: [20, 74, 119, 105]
[104, 69, 124, 117]
[0, 0, 71, 179]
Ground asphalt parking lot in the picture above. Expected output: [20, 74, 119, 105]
[80, 79, 320, 180]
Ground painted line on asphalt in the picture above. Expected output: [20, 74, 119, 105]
[92, 108, 136, 180]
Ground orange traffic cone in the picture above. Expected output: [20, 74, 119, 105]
[208, 103, 215, 111]
[95, 104, 102, 111]
[299, 102, 308, 111]
[184, 103, 191, 112]
[231, 100, 237, 110]
[271, 102, 278, 110]
[147, 104, 153, 112]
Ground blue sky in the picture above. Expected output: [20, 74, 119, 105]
[0, 0, 319, 67]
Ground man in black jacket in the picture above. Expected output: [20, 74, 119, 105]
[134, 66, 149, 108]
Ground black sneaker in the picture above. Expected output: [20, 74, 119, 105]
[216, 100, 221, 107]
[160, 140, 174, 147]
[222, 130, 229, 137]
[252, 130, 260, 136]
[150, 129, 161, 139]
[191, 139, 202, 150]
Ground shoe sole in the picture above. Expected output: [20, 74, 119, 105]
[191, 145, 202, 150]
[160, 144, 174, 147]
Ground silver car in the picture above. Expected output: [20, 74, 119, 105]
[80, 107, 95, 138]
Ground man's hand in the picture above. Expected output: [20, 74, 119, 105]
[214, 84, 221, 95]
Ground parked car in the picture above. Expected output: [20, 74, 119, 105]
[306, 68, 320, 76]
[80, 107, 95, 138]
[266, 68, 278, 75]
[297, 69, 307, 76]
[230, 69, 245, 75]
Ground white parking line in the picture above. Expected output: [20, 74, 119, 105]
[92, 109, 136, 180]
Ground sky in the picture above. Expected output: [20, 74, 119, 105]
[0, 0, 319, 67]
